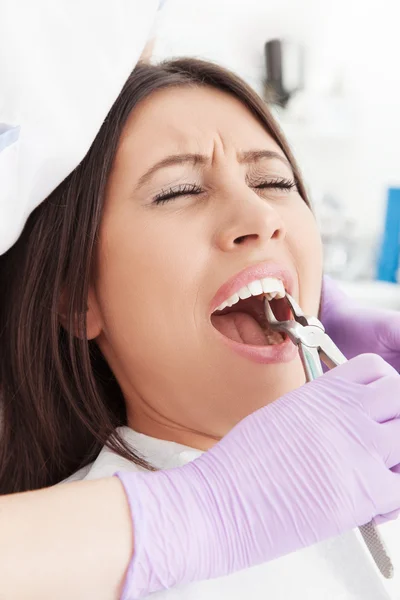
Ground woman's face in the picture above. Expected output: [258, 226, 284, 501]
[89, 85, 323, 448]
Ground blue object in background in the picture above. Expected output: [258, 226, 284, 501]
[377, 188, 400, 283]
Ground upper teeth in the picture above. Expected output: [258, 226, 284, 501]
[215, 277, 285, 312]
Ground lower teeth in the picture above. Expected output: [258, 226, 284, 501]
[263, 330, 284, 345]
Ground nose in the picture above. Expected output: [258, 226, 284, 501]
[214, 188, 287, 252]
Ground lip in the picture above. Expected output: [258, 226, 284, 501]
[209, 261, 298, 365]
[209, 261, 295, 314]
[214, 333, 298, 364]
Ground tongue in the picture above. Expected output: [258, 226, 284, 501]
[211, 312, 267, 345]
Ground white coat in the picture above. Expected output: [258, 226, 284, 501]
[66, 426, 400, 600]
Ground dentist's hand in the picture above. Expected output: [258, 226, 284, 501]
[117, 354, 400, 599]
[321, 275, 400, 371]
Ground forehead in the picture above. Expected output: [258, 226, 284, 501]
[116, 85, 281, 165]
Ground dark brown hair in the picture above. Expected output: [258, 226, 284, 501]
[0, 58, 309, 494]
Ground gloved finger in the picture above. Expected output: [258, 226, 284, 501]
[379, 419, 400, 468]
[323, 354, 398, 386]
[374, 470, 400, 517]
[373, 509, 400, 526]
[377, 314, 400, 354]
[364, 375, 400, 422]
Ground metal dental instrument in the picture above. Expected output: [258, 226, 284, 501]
[265, 292, 394, 580]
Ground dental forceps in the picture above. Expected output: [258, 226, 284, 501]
[265, 293, 394, 580]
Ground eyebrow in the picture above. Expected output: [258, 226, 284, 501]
[135, 153, 208, 190]
[135, 149, 291, 190]
[239, 149, 290, 168]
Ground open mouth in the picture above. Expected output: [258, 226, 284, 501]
[211, 294, 290, 346]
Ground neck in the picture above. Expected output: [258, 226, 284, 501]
[127, 409, 221, 451]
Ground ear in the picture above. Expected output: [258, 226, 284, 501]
[86, 286, 103, 340]
[58, 285, 103, 340]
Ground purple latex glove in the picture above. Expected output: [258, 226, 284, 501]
[117, 354, 400, 599]
[321, 275, 400, 371]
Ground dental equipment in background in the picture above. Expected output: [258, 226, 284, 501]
[265, 293, 394, 580]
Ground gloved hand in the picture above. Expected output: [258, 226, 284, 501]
[117, 354, 400, 599]
[321, 275, 400, 371]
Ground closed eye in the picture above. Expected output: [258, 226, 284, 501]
[152, 177, 297, 205]
[153, 183, 202, 205]
[253, 177, 297, 192]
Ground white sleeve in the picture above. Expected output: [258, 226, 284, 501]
[0, 0, 159, 255]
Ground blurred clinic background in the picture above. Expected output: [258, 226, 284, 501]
[153, 0, 400, 309]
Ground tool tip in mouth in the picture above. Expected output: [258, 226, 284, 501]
[264, 294, 295, 328]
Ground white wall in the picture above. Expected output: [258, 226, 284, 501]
[154, 0, 400, 237]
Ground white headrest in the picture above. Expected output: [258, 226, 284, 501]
[0, 0, 161, 255]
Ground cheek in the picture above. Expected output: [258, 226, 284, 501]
[285, 202, 323, 314]
[94, 206, 207, 339]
